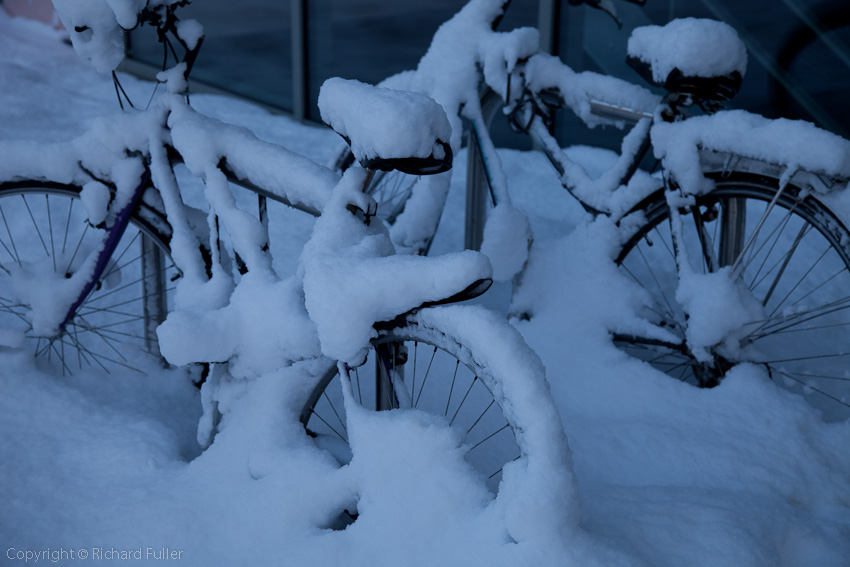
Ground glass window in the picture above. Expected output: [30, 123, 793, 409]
[125, 0, 850, 143]
[128, 0, 293, 109]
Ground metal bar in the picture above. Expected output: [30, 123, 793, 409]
[140, 234, 167, 354]
[291, 0, 308, 121]
[464, 89, 503, 251]
[220, 164, 322, 217]
[589, 99, 653, 123]
[538, 0, 560, 55]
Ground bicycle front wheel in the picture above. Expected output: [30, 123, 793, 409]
[616, 171, 850, 421]
[0, 180, 177, 374]
[301, 305, 571, 500]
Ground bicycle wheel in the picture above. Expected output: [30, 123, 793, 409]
[0, 180, 177, 374]
[301, 305, 562, 497]
[333, 146, 444, 255]
[616, 171, 850, 421]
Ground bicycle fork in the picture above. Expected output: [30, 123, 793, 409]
[53, 167, 159, 349]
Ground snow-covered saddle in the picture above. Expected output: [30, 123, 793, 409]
[626, 18, 747, 106]
[318, 78, 453, 175]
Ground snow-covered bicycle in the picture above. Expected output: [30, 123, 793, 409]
[334, 0, 850, 421]
[0, 0, 578, 529]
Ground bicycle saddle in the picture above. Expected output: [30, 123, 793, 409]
[627, 57, 742, 109]
[318, 78, 453, 175]
[626, 19, 745, 109]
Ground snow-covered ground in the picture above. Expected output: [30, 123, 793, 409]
[2, 11, 850, 567]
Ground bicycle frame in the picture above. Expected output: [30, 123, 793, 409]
[464, 84, 657, 249]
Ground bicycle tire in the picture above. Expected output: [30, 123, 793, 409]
[615, 171, 850, 421]
[0, 180, 177, 374]
[333, 146, 446, 255]
[301, 305, 570, 498]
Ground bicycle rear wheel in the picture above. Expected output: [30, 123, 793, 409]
[616, 172, 850, 421]
[0, 181, 177, 374]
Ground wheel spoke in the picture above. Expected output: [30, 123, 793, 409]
[75, 314, 129, 361]
[740, 199, 797, 273]
[21, 195, 51, 257]
[750, 222, 807, 295]
[0, 189, 174, 374]
[467, 422, 510, 453]
[760, 352, 850, 364]
[308, 406, 346, 442]
[633, 238, 677, 321]
[770, 367, 850, 408]
[752, 296, 850, 339]
[47, 338, 73, 376]
[60, 332, 110, 373]
[64, 223, 90, 275]
[466, 400, 494, 435]
[787, 266, 846, 311]
[0, 235, 17, 271]
[321, 390, 347, 434]
[413, 346, 438, 408]
[305, 319, 521, 497]
[729, 180, 790, 275]
[444, 359, 460, 417]
[62, 197, 74, 254]
[78, 284, 177, 316]
[81, 272, 157, 305]
[767, 244, 830, 318]
[746, 204, 799, 292]
[0, 203, 21, 265]
[100, 231, 141, 281]
[47, 195, 57, 272]
[354, 367, 363, 406]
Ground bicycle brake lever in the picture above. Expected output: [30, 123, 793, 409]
[345, 191, 378, 226]
[346, 203, 377, 226]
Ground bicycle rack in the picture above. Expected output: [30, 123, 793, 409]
[464, 88, 503, 251]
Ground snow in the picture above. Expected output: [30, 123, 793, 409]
[652, 110, 850, 196]
[2, 9, 850, 567]
[525, 53, 661, 129]
[299, 167, 493, 364]
[175, 18, 204, 50]
[480, 203, 533, 281]
[52, 0, 187, 72]
[627, 18, 748, 83]
[318, 78, 452, 168]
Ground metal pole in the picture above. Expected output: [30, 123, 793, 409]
[464, 90, 504, 251]
[538, 0, 560, 55]
[291, 0, 308, 121]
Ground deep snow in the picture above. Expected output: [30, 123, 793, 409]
[1, 9, 849, 567]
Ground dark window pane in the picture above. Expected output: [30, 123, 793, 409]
[128, 0, 292, 109]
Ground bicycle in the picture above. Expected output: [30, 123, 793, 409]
[0, 0, 579, 531]
[332, 0, 850, 421]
